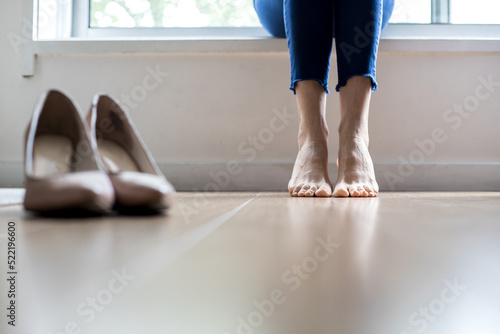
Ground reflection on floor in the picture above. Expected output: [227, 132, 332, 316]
[1, 190, 499, 334]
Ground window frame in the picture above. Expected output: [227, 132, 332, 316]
[431, 0, 450, 24]
[69, 0, 494, 38]
[73, 0, 269, 38]
[20, 0, 500, 78]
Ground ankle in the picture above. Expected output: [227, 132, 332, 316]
[338, 118, 368, 136]
[338, 123, 369, 148]
[298, 120, 329, 142]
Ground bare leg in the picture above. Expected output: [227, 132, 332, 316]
[288, 80, 332, 197]
[333, 76, 379, 197]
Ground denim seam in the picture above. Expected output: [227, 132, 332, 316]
[335, 73, 378, 92]
[290, 78, 330, 95]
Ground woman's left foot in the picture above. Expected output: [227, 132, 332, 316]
[333, 126, 378, 197]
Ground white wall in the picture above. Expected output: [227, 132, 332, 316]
[1, 1, 500, 191]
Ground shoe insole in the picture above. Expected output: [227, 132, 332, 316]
[33, 135, 72, 177]
[99, 140, 140, 173]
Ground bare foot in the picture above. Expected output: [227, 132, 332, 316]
[288, 134, 332, 197]
[333, 76, 379, 198]
[288, 81, 332, 197]
[333, 130, 378, 197]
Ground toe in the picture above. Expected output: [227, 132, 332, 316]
[358, 186, 369, 197]
[363, 185, 376, 197]
[297, 184, 311, 197]
[316, 185, 332, 197]
[291, 184, 304, 197]
[305, 185, 317, 197]
[349, 185, 361, 197]
[333, 184, 349, 197]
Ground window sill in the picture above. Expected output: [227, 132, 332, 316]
[23, 24, 500, 77]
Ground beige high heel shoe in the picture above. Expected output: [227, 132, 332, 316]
[87, 94, 175, 211]
[24, 90, 115, 214]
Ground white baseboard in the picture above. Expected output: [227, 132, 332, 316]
[0, 162, 25, 188]
[2, 161, 500, 191]
[160, 162, 500, 191]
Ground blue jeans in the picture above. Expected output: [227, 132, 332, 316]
[254, 0, 394, 93]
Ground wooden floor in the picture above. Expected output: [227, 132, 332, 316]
[1, 190, 500, 334]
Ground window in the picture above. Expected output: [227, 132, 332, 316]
[90, 0, 260, 28]
[449, 0, 500, 24]
[36, 0, 500, 40]
[382, 0, 500, 24]
[390, 0, 432, 24]
[21, 0, 500, 77]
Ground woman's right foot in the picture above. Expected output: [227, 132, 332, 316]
[288, 81, 332, 197]
[288, 132, 332, 197]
